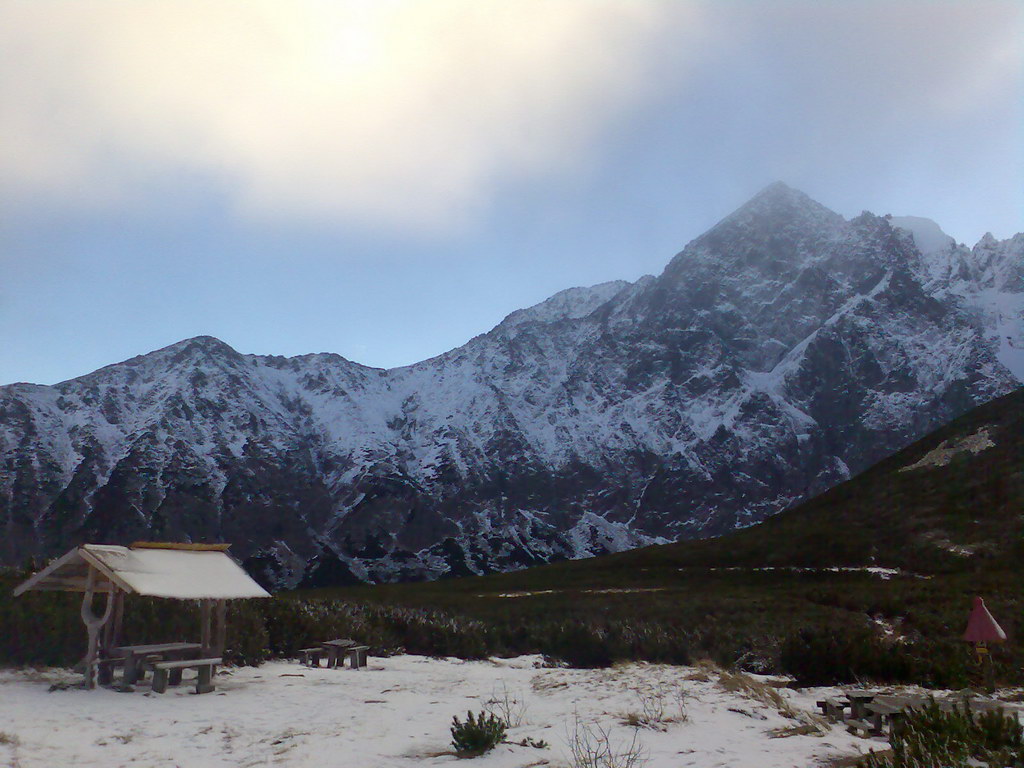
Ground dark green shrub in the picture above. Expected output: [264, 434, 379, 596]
[860, 698, 1024, 767]
[778, 625, 970, 687]
[450, 710, 506, 755]
[260, 597, 497, 660]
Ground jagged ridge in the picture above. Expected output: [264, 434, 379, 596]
[1, 183, 1021, 587]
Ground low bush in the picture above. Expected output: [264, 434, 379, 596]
[860, 698, 1024, 768]
[450, 710, 506, 755]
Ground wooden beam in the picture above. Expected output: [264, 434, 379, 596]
[23, 577, 115, 593]
[130, 542, 231, 551]
[78, 548, 136, 594]
[12, 548, 85, 596]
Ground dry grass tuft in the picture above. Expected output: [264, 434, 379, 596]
[711, 664, 829, 736]
[617, 684, 689, 730]
[717, 668, 791, 712]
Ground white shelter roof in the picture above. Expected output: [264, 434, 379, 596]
[13, 543, 270, 600]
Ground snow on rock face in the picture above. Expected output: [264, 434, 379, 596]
[889, 215, 956, 258]
[496, 280, 633, 332]
[0, 184, 1021, 586]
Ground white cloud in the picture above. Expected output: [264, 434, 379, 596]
[0, 0, 694, 231]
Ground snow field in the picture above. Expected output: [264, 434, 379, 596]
[0, 655, 876, 768]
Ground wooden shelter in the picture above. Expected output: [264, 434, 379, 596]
[13, 542, 270, 688]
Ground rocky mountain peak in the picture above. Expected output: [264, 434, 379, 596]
[161, 335, 241, 362]
[710, 182, 844, 236]
[664, 184, 846, 282]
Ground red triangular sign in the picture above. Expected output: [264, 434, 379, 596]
[963, 596, 1007, 644]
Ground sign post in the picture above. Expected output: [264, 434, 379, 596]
[963, 597, 1006, 693]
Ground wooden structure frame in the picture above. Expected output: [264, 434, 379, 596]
[13, 542, 269, 688]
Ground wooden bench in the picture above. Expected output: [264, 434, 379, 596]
[816, 697, 848, 723]
[865, 700, 906, 738]
[97, 655, 128, 686]
[151, 657, 222, 694]
[846, 718, 884, 737]
[341, 645, 370, 669]
[113, 642, 203, 685]
[298, 647, 324, 667]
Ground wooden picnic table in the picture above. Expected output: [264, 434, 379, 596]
[838, 693, 1010, 739]
[297, 639, 370, 669]
[111, 642, 203, 685]
[843, 690, 880, 721]
[320, 639, 356, 668]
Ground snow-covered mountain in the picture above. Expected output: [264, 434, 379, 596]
[2, 183, 1021, 586]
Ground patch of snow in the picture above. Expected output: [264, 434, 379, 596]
[900, 427, 996, 472]
[928, 539, 977, 557]
[491, 590, 557, 599]
[699, 566, 920, 580]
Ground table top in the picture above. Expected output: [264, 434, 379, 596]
[843, 691, 879, 701]
[321, 639, 355, 648]
[866, 701, 904, 715]
[114, 642, 203, 655]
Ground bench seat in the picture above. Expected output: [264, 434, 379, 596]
[846, 718, 881, 737]
[816, 697, 848, 723]
[151, 657, 222, 694]
[298, 647, 324, 667]
[343, 645, 370, 669]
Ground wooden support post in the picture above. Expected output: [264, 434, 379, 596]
[112, 589, 125, 650]
[80, 566, 114, 689]
[97, 589, 125, 685]
[200, 599, 213, 655]
[215, 600, 227, 658]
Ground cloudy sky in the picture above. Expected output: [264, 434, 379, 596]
[2, 0, 1022, 385]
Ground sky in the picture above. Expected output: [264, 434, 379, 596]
[2, 0, 1022, 386]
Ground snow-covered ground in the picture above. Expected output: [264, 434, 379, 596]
[0, 655, 883, 768]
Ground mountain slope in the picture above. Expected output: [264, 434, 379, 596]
[595, 385, 1023, 576]
[1, 184, 1021, 585]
